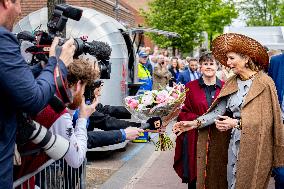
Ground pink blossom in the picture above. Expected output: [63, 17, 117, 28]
[171, 92, 179, 99]
[129, 100, 139, 109]
[156, 92, 169, 104]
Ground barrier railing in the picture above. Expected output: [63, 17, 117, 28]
[13, 159, 86, 189]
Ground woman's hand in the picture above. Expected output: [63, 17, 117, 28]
[215, 115, 238, 132]
[172, 120, 198, 136]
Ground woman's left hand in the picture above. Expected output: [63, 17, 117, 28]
[215, 115, 238, 132]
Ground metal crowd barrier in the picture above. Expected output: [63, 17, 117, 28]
[13, 159, 87, 189]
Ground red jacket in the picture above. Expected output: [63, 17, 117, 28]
[14, 105, 67, 180]
[173, 78, 223, 183]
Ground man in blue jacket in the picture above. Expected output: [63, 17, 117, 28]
[268, 53, 284, 189]
[0, 0, 75, 188]
[177, 58, 201, 85]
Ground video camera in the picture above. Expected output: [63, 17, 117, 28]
[17, 4, 112, 80]
[15, 4, 111, 162]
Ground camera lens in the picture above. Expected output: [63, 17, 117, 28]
[30, 122, 70, 160]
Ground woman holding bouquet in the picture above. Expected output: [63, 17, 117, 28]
[173, 33, 284, 189]
[173, 52, 224, 189]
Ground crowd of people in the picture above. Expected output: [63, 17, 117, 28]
[1, 1, 284, 189]
[172, 34, 284, 189]
[137, 37, 284, 189]
[136, 46, 235, 94]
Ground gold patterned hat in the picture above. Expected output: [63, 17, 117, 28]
[212, 33, 269, 69]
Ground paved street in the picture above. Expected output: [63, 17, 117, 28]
[86, 122, 276, 189]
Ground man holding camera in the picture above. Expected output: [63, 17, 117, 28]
[14, 59, 98, 182]
[152, 55, 172, 90]
[0, 0, 75, 188]
[84, 81, 157, 148]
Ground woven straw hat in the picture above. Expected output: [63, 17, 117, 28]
[212, 33, 269, 69]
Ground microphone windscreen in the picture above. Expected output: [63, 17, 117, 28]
[64, 6, 83, 21]
[88, 41, 112, 61]
[17, 31, 35, 42]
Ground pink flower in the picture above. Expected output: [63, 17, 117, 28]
[125, 97, 139, 110]
[171, 92, 179, 99]
[129, 99, 139, 109]
[156, 91, 169, 104]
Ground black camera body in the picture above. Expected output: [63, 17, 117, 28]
[84, 80, 103, 103]
[47, 4, 82, 35]
[17, 4, 112, 79]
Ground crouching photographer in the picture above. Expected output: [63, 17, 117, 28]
[14, 58, 99, 182]
[73, 80, 162, 149]
[0, 0, 76, 188]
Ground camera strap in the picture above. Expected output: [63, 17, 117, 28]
[54, 65, 72, 104]
[49, 95, 66, 113]
[54, 45, 72, 104]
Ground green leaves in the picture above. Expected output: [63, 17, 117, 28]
[239, 0, 284, 26]
[141, 0, 238, 53]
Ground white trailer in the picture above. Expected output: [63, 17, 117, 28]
[224, 26, 284, 50]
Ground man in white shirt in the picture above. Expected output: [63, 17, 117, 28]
[15, 59, 98, 179]
[49, 59, 98, 168]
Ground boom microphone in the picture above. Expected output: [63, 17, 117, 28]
[17, 31, 35, 42]
[87, 41, 112, 61]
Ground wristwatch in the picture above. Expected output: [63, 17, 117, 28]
[234, 119, 242, 130]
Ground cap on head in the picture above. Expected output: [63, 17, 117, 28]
[138, 51, 148, 58]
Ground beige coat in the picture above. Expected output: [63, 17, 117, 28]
[196, 71, 284, 189]
[152, 63, 172, 90]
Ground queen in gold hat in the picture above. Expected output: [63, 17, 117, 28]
[173, 33, 284, 189]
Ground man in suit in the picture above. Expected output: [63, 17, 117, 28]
[177, 58, 201, 85]
[268, 52, 284, 189]
[0, 0, 75, 188]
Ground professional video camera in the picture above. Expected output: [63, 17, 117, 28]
[17, 4, 112, 80]
[15, 4, 111, 163]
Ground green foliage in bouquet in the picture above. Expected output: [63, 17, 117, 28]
[154, 133, 174, 151]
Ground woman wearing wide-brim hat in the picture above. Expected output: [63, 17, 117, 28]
[173, 33, 284, 189]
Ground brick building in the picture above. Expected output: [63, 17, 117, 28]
[19, 0, 154, 47]
[20, 0, 135, 27]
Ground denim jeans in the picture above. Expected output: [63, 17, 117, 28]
[273, 167, 284, 189]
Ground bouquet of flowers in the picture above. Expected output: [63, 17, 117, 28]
[124, 84, 186, 151]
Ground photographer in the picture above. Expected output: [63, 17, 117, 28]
[73, 80, 161, 149]
[14, 59, 99, 181]
[152, 55, 172, 90]
[0, 0, 75, 188]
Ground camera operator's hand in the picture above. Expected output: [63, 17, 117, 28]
[49, 37, 59, 57]
[16, 114, 37, 145]
[60, 38, 76, 67]
[124, 127, 144, 140]
[79, 96, 99, 119]
[50, 37, 76, 67]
